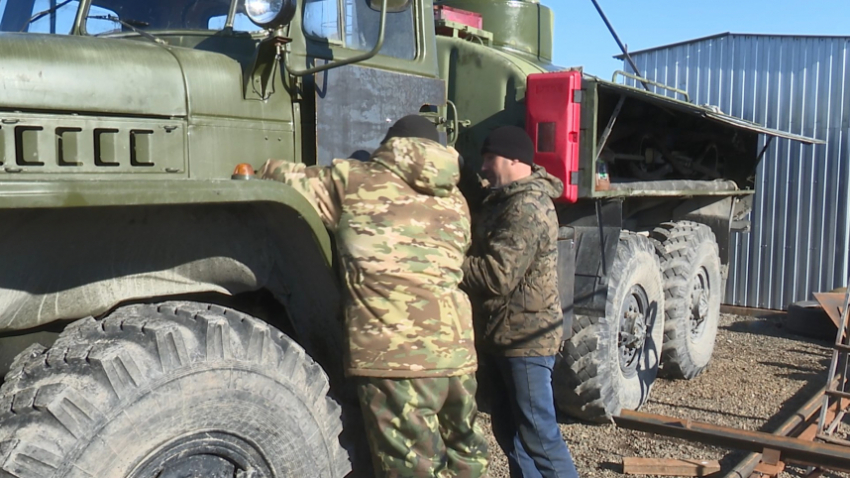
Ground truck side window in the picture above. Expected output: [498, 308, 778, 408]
[346, 0, 415, 59]
[303, 0, 342, 43]
[303, 0, 415, 60]
[83, 0, 232, 34]
[1, 0, 120, 35]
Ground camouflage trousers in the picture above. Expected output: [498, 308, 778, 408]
[357, 374, 490, 478]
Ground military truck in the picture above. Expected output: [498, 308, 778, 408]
[0, 0, 818, 476]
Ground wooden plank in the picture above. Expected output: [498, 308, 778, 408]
[622, 457, 721, 476]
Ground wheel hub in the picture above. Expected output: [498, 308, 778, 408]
[689, 267, 711, 339]
[129, 431, 272, 478]
[619, 285, 649, 375]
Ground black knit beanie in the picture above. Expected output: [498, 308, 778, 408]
[382, 115, 440, 144]
[481, 126, 535, 165]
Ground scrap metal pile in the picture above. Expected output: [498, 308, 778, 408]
[614, 289, 850, 477]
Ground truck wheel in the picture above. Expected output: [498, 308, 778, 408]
[0, 301, 350, 478]
[650, 221, 721, 380]
[555, 232, 664, 422]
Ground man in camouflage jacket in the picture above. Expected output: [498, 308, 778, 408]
[259, 115, 488, 478]
[463, 126, 579, 478]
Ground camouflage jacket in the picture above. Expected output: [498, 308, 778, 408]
[462, 166, 564, 357]
[259, 138, 476, 378]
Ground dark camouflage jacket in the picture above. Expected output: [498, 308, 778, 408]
[259, 138, 477, 378]
[462, 165, 564, 357]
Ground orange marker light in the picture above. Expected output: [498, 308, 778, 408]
[232, 163, 255, 180]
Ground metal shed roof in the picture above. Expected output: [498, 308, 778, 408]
[614, 32, 850, 59]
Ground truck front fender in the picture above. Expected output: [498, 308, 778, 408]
[0, 179, 338, 337]
[0, 178, 332, 264]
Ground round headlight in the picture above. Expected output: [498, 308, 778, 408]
[245, 0, 296, 29]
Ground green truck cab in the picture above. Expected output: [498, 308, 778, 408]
[0, 0, 819, 476]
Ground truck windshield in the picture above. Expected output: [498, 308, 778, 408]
[0, 0, 260, 34]
[0, 0, 78, 33]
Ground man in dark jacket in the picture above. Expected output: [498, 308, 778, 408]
[463, 126, 579, 478]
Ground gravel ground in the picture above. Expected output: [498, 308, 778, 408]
[478, 312, 849, 478]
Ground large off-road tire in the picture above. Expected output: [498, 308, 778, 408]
[0, 301, 350, 478]
[555, 232, 665, 422]
[650, 221, 722, 380]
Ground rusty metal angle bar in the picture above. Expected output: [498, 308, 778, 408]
[725, 383, 825, 478]
[798, 399, 847, 442]
[594, 94, 626, 161]
[817, 434, 850, 447]
[614, 410, 850, 470]
[755, 135, 775, 162]
[818, 284, 850, 438]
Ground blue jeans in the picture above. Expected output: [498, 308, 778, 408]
[487, 355, 579, 478]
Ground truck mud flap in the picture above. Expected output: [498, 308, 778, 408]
[559, 199, 622, 317]
[557, 229, 576, 339]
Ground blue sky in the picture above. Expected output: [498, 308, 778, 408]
[548, 0, 850, 78]
[7, 0, 848, 69]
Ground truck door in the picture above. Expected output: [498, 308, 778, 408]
[293, 0, 445, 164]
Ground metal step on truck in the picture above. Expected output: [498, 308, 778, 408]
[0, 0, 819, 476]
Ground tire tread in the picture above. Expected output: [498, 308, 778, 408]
[0, 301, 350, 478]
[650, 221, 720, 380]
[555, 232, 663, 422]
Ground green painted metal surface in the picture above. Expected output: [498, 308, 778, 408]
[436, 34, 547, 173]
[0, 33, 186, 116]
[435, 0, 553, 62]
[0, 178, 332, 262]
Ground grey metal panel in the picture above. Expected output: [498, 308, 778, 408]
[623, 34, 850, 310]
[596, 81, 822, 143]
[706, 113, 824, 143]
[315, 65, 445, 166]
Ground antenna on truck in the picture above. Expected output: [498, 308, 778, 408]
[589, 0, 650, 91]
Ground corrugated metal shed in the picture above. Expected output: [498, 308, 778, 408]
[619, 33, 850, 310]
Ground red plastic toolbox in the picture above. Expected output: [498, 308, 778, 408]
[526, 70, 583, 203]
